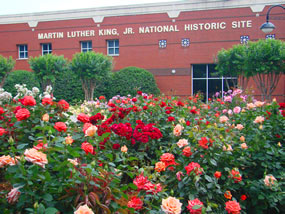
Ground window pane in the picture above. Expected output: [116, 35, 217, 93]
[193, 79, 206, 96]
[193, 64, 206, 78]
[109, 48, 114, 55]
[208, 64, 219, 78]
[115, 48, 119, 55]
[82, 42, 87, 49]
[223, 79, 237, 91]
[19, 45, 24, 51]
[108, 40, 114, 47]
[115, 40, 119, 47]
[208, 79, 222, 99]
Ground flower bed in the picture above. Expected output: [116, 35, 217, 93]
[0, 86, 284, 214]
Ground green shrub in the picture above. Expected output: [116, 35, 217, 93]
[3, 70, 40, 95]
[111, 66, 160, 97]
[53, 70, 84, 104]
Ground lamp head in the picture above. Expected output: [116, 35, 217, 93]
[260, 21, 275, 33]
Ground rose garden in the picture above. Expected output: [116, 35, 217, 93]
[0, 39, 284, 214]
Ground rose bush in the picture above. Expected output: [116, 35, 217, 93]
[0, 85, 284, 213]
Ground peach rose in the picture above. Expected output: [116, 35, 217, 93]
[247, 103, 256, 109]
[161, 197, 182, 214]
[74, 204, 94, 214]
[42, 113, 49, 122]
[240, 136, 245, 142]
[223, 144, 233, 151]
[85, 125, 97, 137]
[173, 124, 183, 137]
[254, 116, 264, 124]
[235, 124, 244, 130]
[264, 175, 277, 187]
[121, 145, 128, 153]
[176, 139, 188, 148]
[7, 187, 21, 204]
[254, 101, 265, 107]
[219, 115, 229, 123]
[241, 143, 248, 149]
[0, 155, 17, 168]
[24, 148, 48, 168]
[68, 158, 78, 166]
[65, 135, 74, 145]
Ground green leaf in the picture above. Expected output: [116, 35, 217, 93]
[45, 207, 59, 214]
[205, 175, 213, 183]
[128, 183, 138, 190]
[43, 193, 53, 202]
[210, 159, 217, 166]
[192, 204, 202, 210]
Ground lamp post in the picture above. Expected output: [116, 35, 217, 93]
[260, 4, 285, 33]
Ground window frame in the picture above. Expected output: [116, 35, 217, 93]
[80, 41, 92, 52]
[107, 39, 119, 56]
[18, 44, 28, 59]
[41, 43, 52, 55]
[191, 64, 238, 101]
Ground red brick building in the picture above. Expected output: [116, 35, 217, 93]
[0, 0, 284, 101]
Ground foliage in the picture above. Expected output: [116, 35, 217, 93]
[0, 55, 15, 88]
[3, 70, 40, 96]
[53, 69, 84, 105]
[216, 39, 285, 101]
[70, 52, 113, 101]
[111, 66, 160, 97]
[29, 54, 68, 91]
[0, 86, 284, 213]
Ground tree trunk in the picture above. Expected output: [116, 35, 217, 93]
[81, 78, 96, 101]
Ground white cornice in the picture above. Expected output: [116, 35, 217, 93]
[0, 0, 284, 26]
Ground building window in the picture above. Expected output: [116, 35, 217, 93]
[266, 34, 275, 39]
[181, 38, 190, 47]
[81, 41, 92, 52]
[18, 44, 28, 59]
[159, 40, 167, 48]
[42, 43, 52, 55]
[107, 40, 119, 56]
[192, 64, 237, 101]
[240, 35, 249, 44]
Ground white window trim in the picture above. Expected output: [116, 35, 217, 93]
[18, 44, 28, 59]
[42, 43, 52, 55]
[107, 39, 119, 56]
[81, 41, 92, 52]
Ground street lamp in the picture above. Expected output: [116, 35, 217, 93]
[260, 4, 285, 33]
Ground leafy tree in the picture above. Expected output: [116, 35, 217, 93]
[246, 39, 285, 101]
[216, 45, 249, 90]
[29, 54, 68, 90]
[216, 39, 285, 101]
[111, 66, 160, 97]
[70, 52, 113, 101]
[0, 55, 15, 88]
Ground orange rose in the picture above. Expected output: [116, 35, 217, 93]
[74, 204, 94, 214]
[24, 148, 48, 168]
[161, 197, 182, 214]
[65, 135, 74, 145]
[121, 145, 128, 153]
[155, 161, 166, 172]
[42, 113, 49, 122]
[241, 143, 248, 149]
[85, 125, 97, 137]
[0, 155, 17, 168]
[224, 191, 232, 199]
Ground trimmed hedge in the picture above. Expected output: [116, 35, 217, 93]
[3, 70, 40, 96]
[111, 66, 160, 97]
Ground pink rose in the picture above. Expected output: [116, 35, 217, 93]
[54, 122, 67, 132]
[24, 148, 48, 168]
[233, 106, 241, 114]
[161, 197, 182, 214]
[0, 127, 6, 136]
[187, 198, 204, 214]
[21, 96, 36, 106]
[219, 115, 229, 123]
[176, 139, 188, 148]
[81, 142, 95, 155]
[254, 116, 264, 124]
[7, 187, 21, 204]
[74, 204, 94, 214]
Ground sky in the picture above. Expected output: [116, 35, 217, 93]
[0, 0, 183, 15]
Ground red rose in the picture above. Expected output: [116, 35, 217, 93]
[42, 97, 53, 105]
[225, 200, 241, 214]
[186, 121, 191, 126]
[240, 195, 247, 201]
[185, 162, 203, 175]
[21, 96, 36, 106]
[132, 98, 137, 102]
[143, 106, 148, 110]
[77, 113, 90, 123]
[54, 122, 67, 132]
[81, 142, 95, 155]
[15, 108, 30, 121]
[0, 107, 4, 114]
[127, 196, 143, 210]
[0, 127, 6, 136]
[182, 146, 192, 157]
[137, 91, 142, 95]
[133, 173, 149, 190]
[160, 153, 178, 167]
[112, 143, 120, 150]
[214, 171, 222, 179]
[58, 99, 69, 111]
[99, 96, 105, 100]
